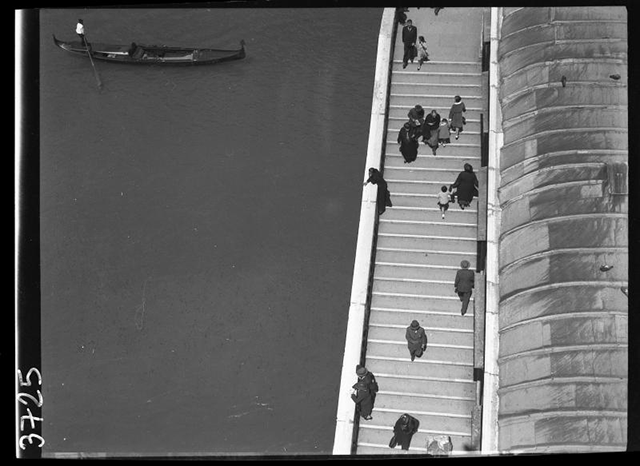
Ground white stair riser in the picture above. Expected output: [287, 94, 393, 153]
[379, 220, 477, 238]
[369, 310, 474, 330]
[375, 248, 477, 266]
[370, 293, 475, 314]
[368, 326, 474, 347]
[367, 340, 472, 363]
[365, 358, 473, 380]
[376, 235, 477, 253]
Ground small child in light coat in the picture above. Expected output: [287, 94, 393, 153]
[438, 118, 451, 147]
[416, 36, 430, 70]
[437, 185, 450, 219]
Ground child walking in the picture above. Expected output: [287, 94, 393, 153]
[416, 36, 430, 70]
[437, 185, 450, 219]
[438, 118, 451, 147]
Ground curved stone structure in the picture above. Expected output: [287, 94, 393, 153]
[495, 7, 628, 453]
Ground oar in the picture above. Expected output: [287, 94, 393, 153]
[82, 35, 103, 89]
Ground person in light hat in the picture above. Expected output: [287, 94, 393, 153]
[405, 320, 427, 361]
[454, 260, 474, 316]
[76, 19, 86, 43]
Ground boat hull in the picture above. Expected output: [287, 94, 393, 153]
[52, 35, 245, 66]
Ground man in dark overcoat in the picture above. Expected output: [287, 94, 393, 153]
[405, 320, 427, 361]
[356, 365, 379, 411]
[351, 379, 374, 420]
[402, 19, 418, 68]
[454, 260, 475, 316]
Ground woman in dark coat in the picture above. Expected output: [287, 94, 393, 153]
[351, 380, 374, 420]
[448, 95, 466, 139]
[423, 109, 441, 155]
[405, 320, 428, 361]
[364, 167, 393, 215]
[389, 413, 420, 450]
[449, 163, 479, 209]
[398, 122, 419, 163]
[407, 104, 425, 141]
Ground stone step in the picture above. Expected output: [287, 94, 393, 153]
[380, 206, 477, 223]
[369, 308, 474, 332]
[382, 163, 481, 180]
[364, 356, 473, 381]
[372, 277, 458, 298]
[371, 372, 475, 399]
[366, 407, 472, 438]
[374, 391, 475, 417]
[370, 292, 474, 315]
[375, 246, 476, 266]
[384, 180, 480, 202]
[388, 116, 482, 133]
[391, 81, 483, 98]
[385, 194, 478, 211]
[366, 339, 473, 364]
[357, 426, 473, 454]
[376, 231, 477, 252]
[378, 218, 476, 239]
[386, 138, 480, 155]
[389, 104, 483, 120]
[391, 69, 482, 85]
[373, 262, 467, 282]
[388, 180, 479, 198]
[390, 93, 483, 109]
[391, 59, 482, 74]
[368, 323, 474, 346]
[387, 127, 481, 140]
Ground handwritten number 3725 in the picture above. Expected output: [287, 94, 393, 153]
[17, 368, 45, 450]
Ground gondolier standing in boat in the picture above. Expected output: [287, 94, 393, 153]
[76, 19, 88, 46]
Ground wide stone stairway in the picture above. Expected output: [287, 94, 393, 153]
[355, 8, 485, 455]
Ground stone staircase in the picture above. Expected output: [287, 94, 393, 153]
[355, 16, 484, 455]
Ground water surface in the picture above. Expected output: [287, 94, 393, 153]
[39, 7, 381, 455]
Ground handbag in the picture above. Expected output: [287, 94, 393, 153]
[462, 116, 466, 125]
[389, 434, 398, 448]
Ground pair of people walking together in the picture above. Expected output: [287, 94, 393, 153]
[401, 19, 430, 70]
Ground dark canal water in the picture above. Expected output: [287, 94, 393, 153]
[38, 7, 382, 456]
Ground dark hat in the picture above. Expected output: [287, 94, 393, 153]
[461, 260, 470, 269]
[410, 320, 420, 328]
[356, 366, 368, 377]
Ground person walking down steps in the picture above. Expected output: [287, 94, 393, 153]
[398, 122, 419, 164]
[423, 109, 441, 156]
[356, 365, 379, 407]
[389, 413, 421, 451]
[437, 185, 450, 220]
[454, 260, 475, 316]
[438, 118, 451, 148]
[401, 19, 418, 69]
[449, 163, 479, 210]
[405, 320, 427, 361]
[350, 378, 374, 421]
[416, 35, 430, 70]
[364, 167, 393, 215]
[407, 104, 425, 136]
[448, 95, 467, 140]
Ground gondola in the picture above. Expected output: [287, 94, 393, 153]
[52, 35, 245, 66]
